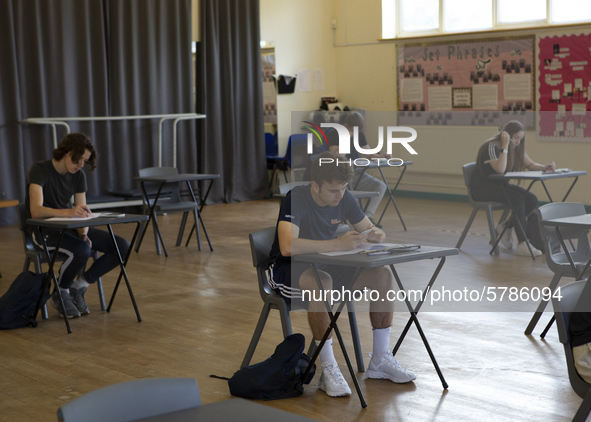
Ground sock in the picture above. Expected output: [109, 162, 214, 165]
[71, 277, 90, 289]
[372, 327, 391, 359]
[317, 338, 337, 366]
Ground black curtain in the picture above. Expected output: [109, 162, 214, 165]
[0, 0, 194, 225]
[197, 0, 268, 203]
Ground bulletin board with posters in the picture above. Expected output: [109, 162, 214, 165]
[537, 33, 591, 142]
[397, 36, 535, 127]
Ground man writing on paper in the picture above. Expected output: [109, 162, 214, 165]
[26, 133, 130, 319]
[269, 151, 415, 398]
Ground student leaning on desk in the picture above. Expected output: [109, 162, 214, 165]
[470, 120, 556, 257]
[26, 133, 130, 320]
[268, 151, 416, 399]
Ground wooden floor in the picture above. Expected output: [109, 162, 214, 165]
[0, 197, 584, 422]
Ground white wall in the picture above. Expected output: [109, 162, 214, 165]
[260, 0, 339, 155]
[262, 0, 591, 204]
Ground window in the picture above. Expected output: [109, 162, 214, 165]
[551, 0, 591, 24]
[383, 0, 591, 39]
[445, 0, 492, 32]
[498, 0, 545, 24]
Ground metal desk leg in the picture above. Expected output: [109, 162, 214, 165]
[34, 228, 72, 334]
[107, 222, 142, 322]
[390, 259, 448, 389]
[302, 266, 368, 408]
[135, 182, 168, 256]
[185, 180, 215, 250]
[376, 165, 407, 230]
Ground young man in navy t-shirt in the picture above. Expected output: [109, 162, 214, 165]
[269, 151, 415, 398]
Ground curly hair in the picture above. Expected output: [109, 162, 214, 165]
[53, 132, 97, 171]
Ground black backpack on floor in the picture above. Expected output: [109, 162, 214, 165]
[228, 333, 316, 400]
[0, 271, 51, 329]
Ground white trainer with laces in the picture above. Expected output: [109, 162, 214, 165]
[318, 362, 351, 397]
[516, 242, 542, 257]
[366, 354, 416, 383]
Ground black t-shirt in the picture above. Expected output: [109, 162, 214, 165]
[25, 159, 87, 219]
[471, 140, 509, 188]
[270, 185, 365, 266]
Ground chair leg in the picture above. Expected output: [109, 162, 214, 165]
[33, 260, 49, 321]
[241, 303, 273, 369]
[456, 208, 479, 249]
[573, 388, 591, 422]
[485, 204, 500, 254]
[524, 272, 562, 335]
[346, 301, 365, 372]
[278, 302, 293, 339]
[176, 212, 189, 247]
[152, 213, 162, 255]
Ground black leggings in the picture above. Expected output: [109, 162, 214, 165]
[471, 182, 538, 243]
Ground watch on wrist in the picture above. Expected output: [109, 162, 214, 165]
[501, 148, 508, 154]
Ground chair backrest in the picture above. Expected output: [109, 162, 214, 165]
[138, 166, 181, 202]
[552, 280, 591, 398]
[57, 377, 201, 422]
[17, 203, 38, 255]
[278, 181, 310, 195]
[537, 202, 591, 274]
[265, 132, 278, 157]
[289, 133, 311, 170]
[249, 227, 277, 300]
[461, 163, 478, 206]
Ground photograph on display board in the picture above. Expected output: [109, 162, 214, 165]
[397, 37, 534, 127]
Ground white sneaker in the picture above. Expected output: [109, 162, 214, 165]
[516, 242, 542, 257]
[366, 354, 416, 383]
[318, 363, 351, 397]
[496, 222, 513, 249]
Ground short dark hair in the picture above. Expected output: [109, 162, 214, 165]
[53, 132, 97, 171]
[344, 111, 365, 132]
[310, 151, 354, 187]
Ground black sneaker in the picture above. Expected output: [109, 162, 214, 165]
[70, 287, 89, 316]
[51, 291, 81, 319]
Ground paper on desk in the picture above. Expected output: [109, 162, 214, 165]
[319, 243, 398, 256]
[45, 212, 122, 221]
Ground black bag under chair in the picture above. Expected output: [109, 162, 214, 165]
[228, 333, 316, 400]
[0, 271, 51, 329]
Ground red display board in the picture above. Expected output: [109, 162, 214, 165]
[538, 33, 591, 142]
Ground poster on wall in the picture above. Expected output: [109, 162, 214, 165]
[262, 48, 277, 125]
[397, 37, 535, 127]
[538, 33, 591, 142]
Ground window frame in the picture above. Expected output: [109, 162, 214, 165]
[385, 0, 590, 40]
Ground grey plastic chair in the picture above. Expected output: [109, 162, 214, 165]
[552, 279, 591, 422]
[241, 227, 365, 372]
[525, 202, 591, 336]
[136, 166, 199, 255]
[456, 162, 510, 251]
[17, 203, 105, 319]
[57, 377, 201, 422]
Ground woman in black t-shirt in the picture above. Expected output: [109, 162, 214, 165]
[471, 120, 555, 257]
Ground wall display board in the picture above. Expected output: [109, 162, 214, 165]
[538, 33, 591, 142]
[397, 37, 535, 127]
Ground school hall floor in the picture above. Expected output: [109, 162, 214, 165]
[0, 197, 583, 422]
